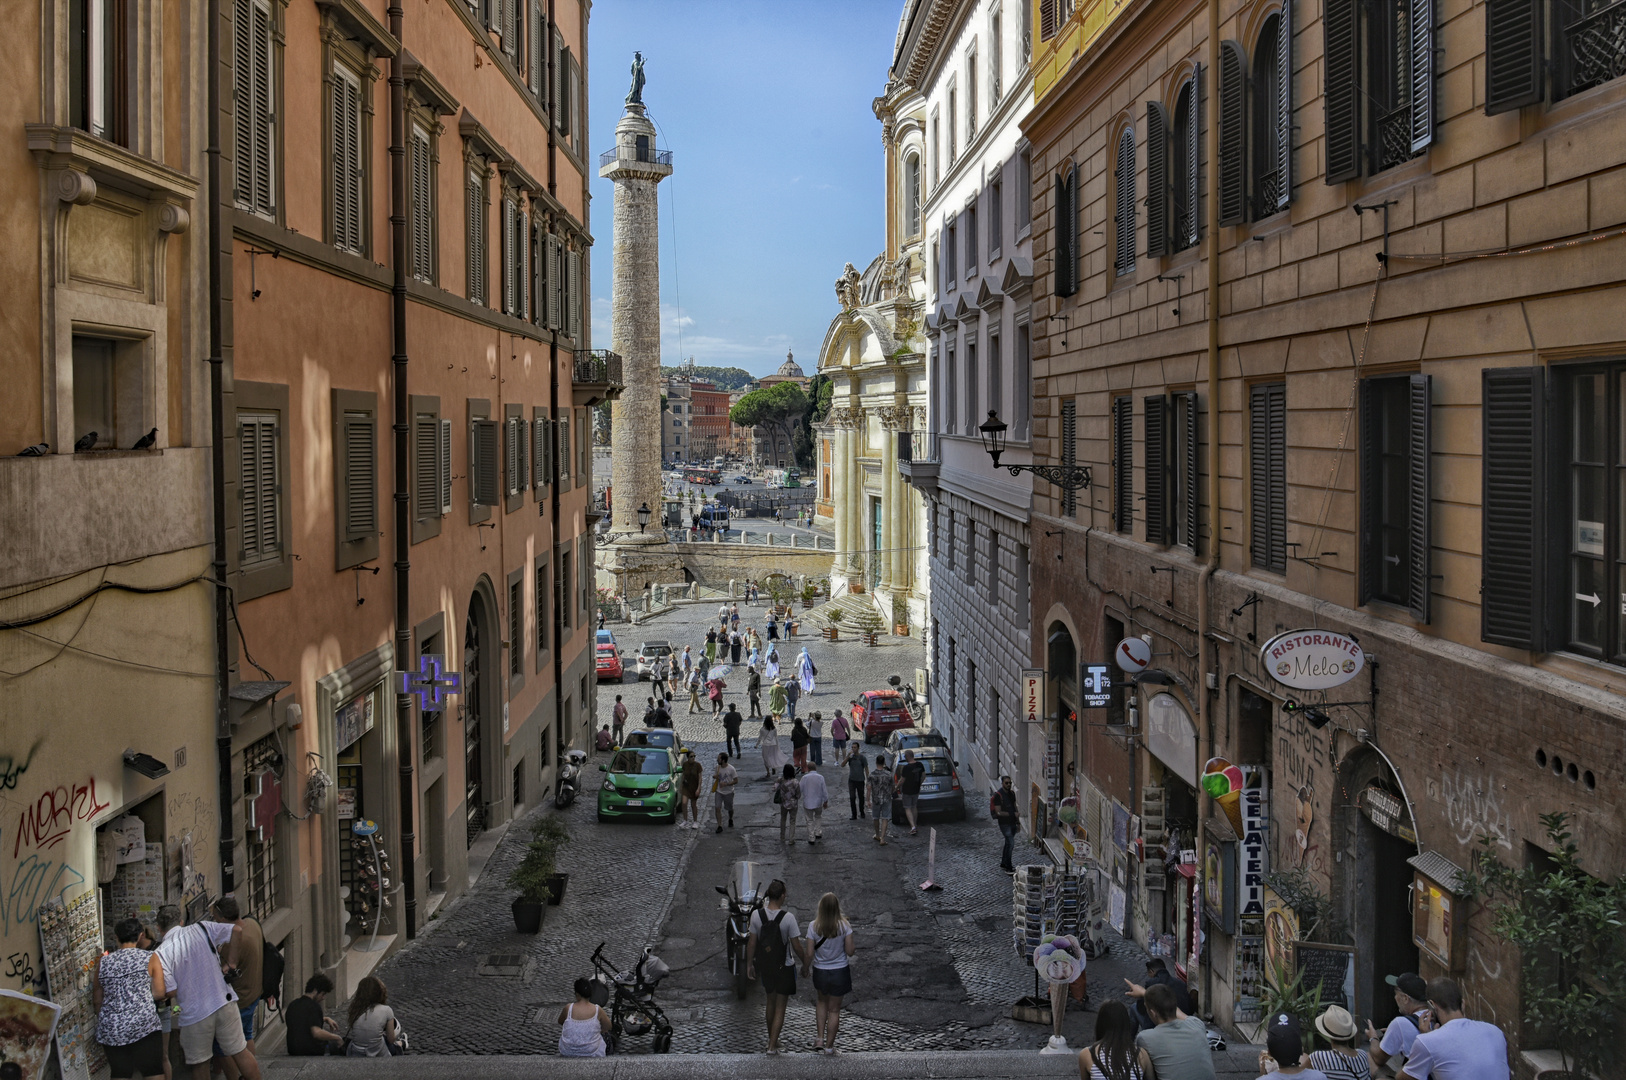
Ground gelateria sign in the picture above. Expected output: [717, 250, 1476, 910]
[1259, 629, 1365, 690]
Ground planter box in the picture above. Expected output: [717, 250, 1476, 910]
[511, 898, 546, 934]
[1011, 996, 1052, 1025]
[894, 624, 908, 636]
[823, 627, 840, 641]
[849, 583, 864, 594]
[546, 873, 568, 905]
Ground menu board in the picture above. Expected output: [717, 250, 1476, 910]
[1292, 941, 1356, 1012]
[38, 890, 107, 1080]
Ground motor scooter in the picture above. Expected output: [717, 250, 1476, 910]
[715, 860, 764, 999]
[555, 748, 589, 808]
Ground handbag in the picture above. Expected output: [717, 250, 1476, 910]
[773, 786, 783, 805]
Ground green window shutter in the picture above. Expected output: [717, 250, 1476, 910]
[552, 32, 564, 129]
[1407, 374, 1433, 622]
[506, 415, 520, 494]
[1183, 390, 1200, 554]
[1218, 41, 1247, 227]
[415, 414, 439, 520]
[502, 0, 516, 56]
[547, 235, 561, 330]
[333, 69, 362, 253]
[440, 418, 453, 514]
[1145, 102, 1170, 257]
[1145, 395, 1167, 544]
[558, 413, 571, 484]
[1481, 367, 1545, 647]
[503, 197, 516, 314]
[568, 250, 581, 340]
[343, 412, 377, 540]
[239, 415, 280, 563]
[528, 1, 543, 96]
[1409, 0, 1436, 153]
[542, 415, 553, 485]
[1322, 0, 1362, 182]
[239, 416, 261, 559]
[233, 0, 253, 208]
[1485, 0, 1543, 114]
[411, 127, 433, 281]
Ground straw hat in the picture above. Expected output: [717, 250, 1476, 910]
[1314, 1004, 1357, 1043]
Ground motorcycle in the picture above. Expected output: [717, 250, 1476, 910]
[715, 860, 764, 1000]
[555, 748, 588, 808]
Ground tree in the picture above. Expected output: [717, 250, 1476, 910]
[1464, 812, 1626, 1080]
[807, 373, 834, 423]
[659, 365, 755, 390]
[730, 382, 808, 466]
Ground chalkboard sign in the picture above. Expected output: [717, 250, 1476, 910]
[1292, 941, 1357, 1012]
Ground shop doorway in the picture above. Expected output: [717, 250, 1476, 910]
[464, 591, 492, 846]
[1361, 816, 1418, 1025]
[1340, 749, 1419, 1024]
[869, 496, 883, 588]
[96, 792, 166, 941]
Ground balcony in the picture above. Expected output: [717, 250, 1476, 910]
[897, 430, 939, 494]
[572, 350, 624, 407]
[598, 146, 673, 168]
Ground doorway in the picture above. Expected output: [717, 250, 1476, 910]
[464, 591, 491, 847]
[870, 496, 883, 587]
[1359, 815, 1419, 1026]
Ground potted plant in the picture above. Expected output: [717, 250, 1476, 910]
[801, 583, 817, 610]
[825, 608, 844, 641]
[508, 815, 571, 932]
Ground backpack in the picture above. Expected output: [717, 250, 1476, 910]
[755, 910, 788, 969]
[260, 931, 284, 1008]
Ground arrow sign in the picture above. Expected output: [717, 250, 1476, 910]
[1577, 592, 1602, 608]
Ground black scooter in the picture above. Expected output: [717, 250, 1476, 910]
[555, 749, 588, 808]
[715, 860, 764, 999]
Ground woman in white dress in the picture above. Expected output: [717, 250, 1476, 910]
[758, 715, 785, 779]
[797, 647, 816, 695]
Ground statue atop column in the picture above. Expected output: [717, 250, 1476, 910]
[626, 52, 646, 106]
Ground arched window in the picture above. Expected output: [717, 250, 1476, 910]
[1172, 76, 1200, 251]
[904, 153, 922, 237]
[1252, 13, 1291, 216]
[1113, 127, 1136, 277]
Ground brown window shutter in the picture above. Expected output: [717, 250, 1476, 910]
[1145, 102, 1170, 256]
[1218, 41, 1247, 227]
[1409, 0, 1436, 153]
[1485, 0, 1543, 114]
[1322, 0, 1362, 182]
[1145, 395, 1167, 544]
[473, 418, 500, 506]
[343, 412, 377, 540]
[1406, 374, 1433, 622]
[1039, 0, 1058, 41]
[415, 414, 439, 520]
[1480, 367, 1545, 647]
[1274, 2, 1293, 212]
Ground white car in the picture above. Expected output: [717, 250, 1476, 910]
[633, 641, 673, 680]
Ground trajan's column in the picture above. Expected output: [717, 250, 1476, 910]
[597, 54, 684, 593]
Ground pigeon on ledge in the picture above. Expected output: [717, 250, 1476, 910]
[132, 428, 158, 450]
[74, 431, 98, 452]
[16, 443, 49, 457]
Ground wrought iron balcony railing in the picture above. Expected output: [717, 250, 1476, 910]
[574, 349, 623, 388]
[1560, 0, 1626, 99]
[598, 145, 673, 169]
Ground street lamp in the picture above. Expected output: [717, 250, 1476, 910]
[978, 410, 1092, 492]
[637, 502, 652, 532]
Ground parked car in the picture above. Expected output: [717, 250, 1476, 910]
[621, 728, 683, 754]
[732, 475, 753, 484]
[855, 689, 915, 744]
[596, 628, 618, 648]
[595, 644, 625, 682]
[885, 727, 949, 757]
[633, 641, 673, 680]
[596, 747, 680, 823]
[891, 747, 966, 823]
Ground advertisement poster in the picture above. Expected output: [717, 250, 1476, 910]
[337, 788, 358, 821]
[0, 990, 62, 1080]
[1108, 883, 1127, 934]
[37, 890, 106, 1080]
[335, 689, 375, 753]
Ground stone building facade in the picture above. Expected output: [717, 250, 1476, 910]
[1021, 0, 1626, 1059]
[901, 0, 1039, 796]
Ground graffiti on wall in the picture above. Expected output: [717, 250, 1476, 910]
[1273, 709, 1328, 875]
[0, 744, 39, 792]
[1426, 767, 1512, 850]
[11, 777, 110, 857]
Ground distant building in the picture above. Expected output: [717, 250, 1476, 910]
[760, 351, 810, 389]
[661, 378, 692, 462]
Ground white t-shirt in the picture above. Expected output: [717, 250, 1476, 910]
[1402, 1018, 1509, 1080]
[809, 920, 852, 970]
[748, 906, 800, 966]
[155, 922, 238, 1027]
[1380, 1009, 1428, 1059]
[715, 763, 738, 794]
[348, 1004, 397, 1057]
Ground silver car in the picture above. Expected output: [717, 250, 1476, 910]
[890, 747, 966, 823]
[633, 640, 673, 680]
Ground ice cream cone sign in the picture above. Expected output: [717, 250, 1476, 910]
[1202, 756, 1247, 837]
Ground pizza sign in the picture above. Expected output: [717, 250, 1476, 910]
[1022, 669, 1045, 724]
[1259, 629, 1365, 690]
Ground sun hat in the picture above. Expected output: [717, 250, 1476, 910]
[1315, 1004, 1358, 1043]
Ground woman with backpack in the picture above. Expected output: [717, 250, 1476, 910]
[744, 880, 806, 1056]
[805, 892, 856, 1055]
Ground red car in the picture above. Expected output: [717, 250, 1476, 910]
[855, 690, 914, 744]
[595, 644, 625, 682]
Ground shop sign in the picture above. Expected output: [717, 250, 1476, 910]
[1022, 669, 1045, 724]
[1204, 841, 1238, 933]
[351, 818, 379, 837]
[335, 689, 375, 753]
[1144, 693, 1198, 786]
[1359, 784, 1416, 844]
[1239, 767, 1269, 917]
[400, 653, 461, 711]
[1079, 663, 1114, 708]
[1259, 629, 1365, 690]
[1115, 636, 1152, 672]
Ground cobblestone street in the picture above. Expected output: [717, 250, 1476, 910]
[368, 600, 1212, 1059]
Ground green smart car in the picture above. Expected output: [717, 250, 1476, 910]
[596, 747, 681, 823]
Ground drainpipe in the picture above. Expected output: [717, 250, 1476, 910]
[547, 0, 565, 767]
[387, 0, 417, 940]
[1196, 0, 1223, 1017]
[207, 0, 236, 898]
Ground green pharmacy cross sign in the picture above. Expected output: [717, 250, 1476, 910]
[400, 653, 461, 711]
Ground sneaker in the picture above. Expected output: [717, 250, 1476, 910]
[715, 825, 723, 834]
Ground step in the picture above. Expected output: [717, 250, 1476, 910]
[266, 1050, 1082, 1079]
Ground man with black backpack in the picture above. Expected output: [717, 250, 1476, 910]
[210, 896, 279, 1080]
[744, 879, 806, 1055]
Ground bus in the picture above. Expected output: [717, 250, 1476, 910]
[682, 467, 721, 485]
[765, 469, 801, 489]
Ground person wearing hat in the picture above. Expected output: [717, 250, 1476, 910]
[1255, 1012, 1330, 1079]
[1307, 1006, 1369, 1080]
[1396, 977, 1508, 1080]
[1365, 973, 1430, 1075]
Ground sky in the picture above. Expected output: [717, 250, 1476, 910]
[587, 0, 901, 379]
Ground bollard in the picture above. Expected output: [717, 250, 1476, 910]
[729, 579, 737, 598]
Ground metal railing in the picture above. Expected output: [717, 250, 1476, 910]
[598, 145, 673, 169]
[898, 430, 937, 462]
[1560, 0, 1626, 99]
[573, 349, 623, 387]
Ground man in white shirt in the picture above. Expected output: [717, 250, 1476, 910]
[1366, 971, 1430, 1074]
[799, 767, 829, 845]
[155, 908, 262, 1080]
[1399, 978, 1509, 1080]
[713, 753, 738, 833]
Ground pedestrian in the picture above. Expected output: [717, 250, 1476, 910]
[768, 678, 787, 723]
[730, 630, 743, 665]
[153, 904, 261, 1080]
[707, 676, 727, 715]
[731, 602, 741, 629]
[805, 892, 855, 1055]
[797, 646, 816, 695]
[1308, 1007, 1369, 1080]
[830, 709, 850, 761]
[766, 646, 781, 679]
[687, 668, 704, 713]
[766, 617, 779, 642]
[680, 645, 694, 680]
[867, 754, 895, 844]
[284, 974, 345, 1056]
[991, 774, 1021, 872]
[1254, 1013, 1325, 1080]
[808, 711, 825, 766]
[713, 752, 738, 833]
[345, 976, 403, 1057]
[596, 724, 613, 752]
[597, 608, 605, 630]
[1365, 972, 1430, 1076]
[897, 750, 926, 836]
[209, 896, 263, 1074]
[719, 603, 730, 628]
[747, 666, 763, 718]
[652, 656, 669, 698]
[556, 977, 611, 1057]
[774, 764, 802, 842]
[651, 696, 671, 729]
[799, 762, 828, 844]
[93, 916, 165, 1079]
[642, 696, 656, 727]
[744, 880, 805, 1056]
[611, 695, 628, 744]
[705, 628, 718, 666]
[723, 703, 744, 759]
[1127, 959, 1195, 1030]
[790, 717, 810, 771]
[679, 751, 704, 830]
[845, 744, 869, 819]
[1078, 1000, 1144, 1080]
[758, 716, 784, 779]
[1396, 977, 1509, 1080]
[785, 678, 801, 722]
[1133, 984, 1213, 1080]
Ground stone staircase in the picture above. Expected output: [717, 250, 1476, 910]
[801, 591, 886, 637]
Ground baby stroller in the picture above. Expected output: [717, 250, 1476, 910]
[587, 941, 673, 1054]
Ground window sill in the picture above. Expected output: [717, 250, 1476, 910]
[24, 124, 199, 203]
[1016, 224, 1032, 244]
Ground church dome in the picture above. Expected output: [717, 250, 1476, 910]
[776, 352, 804, 378]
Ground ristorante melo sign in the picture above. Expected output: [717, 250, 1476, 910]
[1259, 629, 1365, 690]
